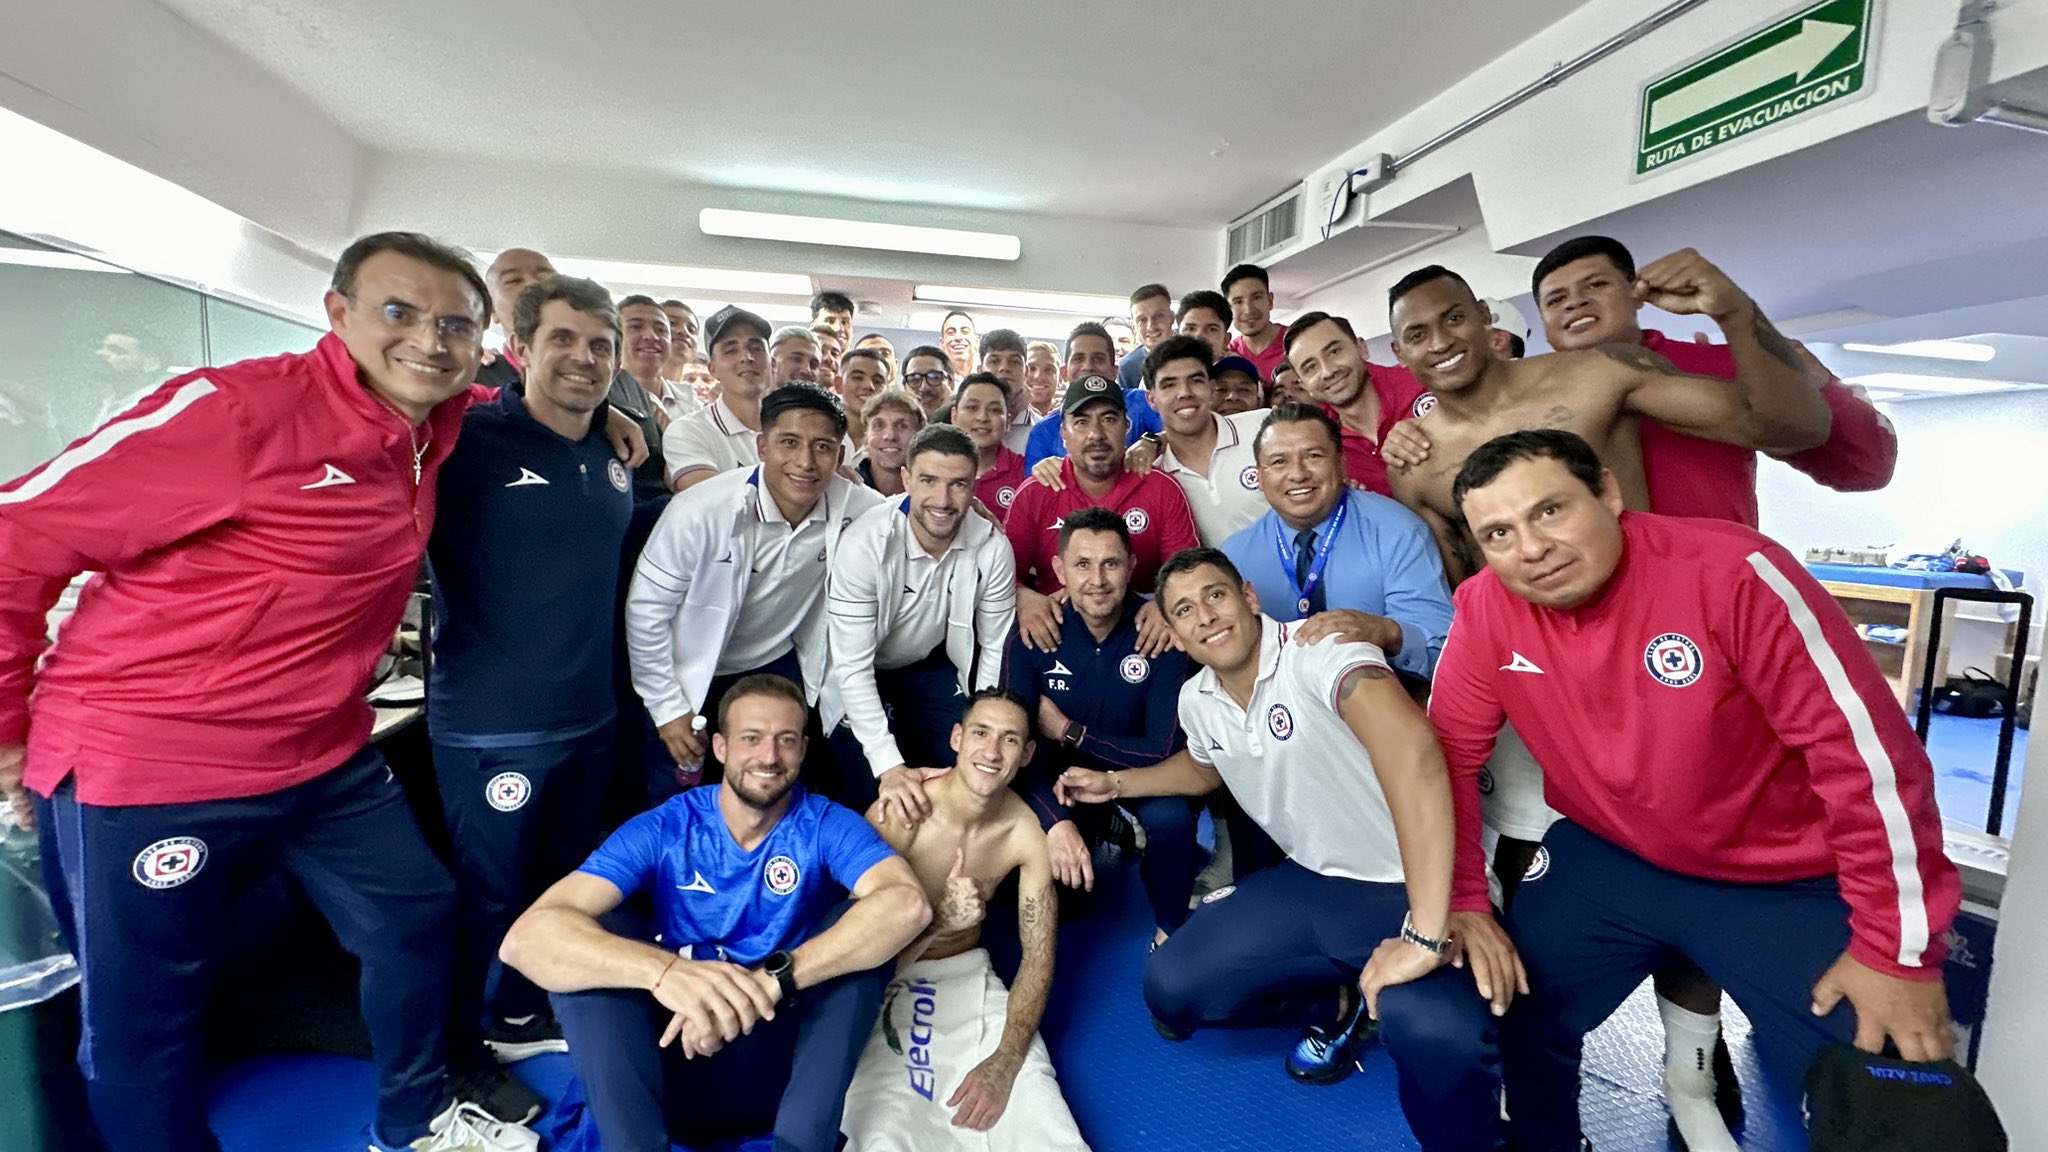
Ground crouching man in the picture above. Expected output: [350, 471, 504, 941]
[842, 688, 1090, 1151]
[498, 675, 930, 1152]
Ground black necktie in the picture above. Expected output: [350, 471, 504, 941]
[1294, 528, 1326, 615]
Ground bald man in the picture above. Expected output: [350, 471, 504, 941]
[481, 248, 556, 390]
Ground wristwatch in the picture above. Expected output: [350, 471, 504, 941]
[1061, 720, 1085, 750]
[761, 949, 798, 1007]
[1400, 912, 1451, 956]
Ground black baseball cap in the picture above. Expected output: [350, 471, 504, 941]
[1804, 1045, 2006, 1152]
[1061, 373, 1124, 418]
[704, 305, 771, 349]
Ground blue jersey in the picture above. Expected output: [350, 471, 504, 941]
[1021, 388, 1164, 469]
[427, 388, 634, 744]
[578, 784, 895, 965]
[1006, 593, 1190, 828]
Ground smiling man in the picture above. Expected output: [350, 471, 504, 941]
[1141, 336, 1269, 546]
[901, 344, 958, 419]
[1223, 264, 1288, 384]
[826, 425, 1017, 822]
[837, 347, 890, 451]
[1379, 261, 1829, 585]
[1431, 429, 1958, 1152]
[1005, 373, 1199, 658]
[1221, 406, 1453, 683]
[940, 311, 979, 380]
[1022, 321, 1163, 469]
[1280, 311, 1427, 497]
[976, 329, 1037, 453]
[426, 274, 636, 1110]
[627, 385, 885, 798]
[1007, 510, 1199, 948]
[664, 305, 775, 493]
[1115, 284, 1176, 393]
[952, 373, 1027, 520]
[479, 247, 554, 390]
[1058, 549, 1511, 1150]
[770, 325, 824, 389]
[608, 295, 676, 500]
[501, 675, 930, 1152]
[842, 689, 1088, 1151]
[0, 232, 647, 1152]
[858, 388, 927, 499]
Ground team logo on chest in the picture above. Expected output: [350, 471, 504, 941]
[133, 836, 208, 889]
[765, 854, 802, 896]
[1523, 846, 1551, 882]
[1266, 703, 1296, 741]
[1238, 465, 1260, 490]
[607, 457, 630, 492]
[1123, 508, 1150, 534]
[1411, 393, 1437, 419]
[486, 771, 532, 811]
[1119, 654, 1151, 683]
[1644, 633, 1704, 688]
[997, 486, 1016, 509]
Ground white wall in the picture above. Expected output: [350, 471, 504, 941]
[1979, 700, 2048, 1130]
[0, 0, 366, 252]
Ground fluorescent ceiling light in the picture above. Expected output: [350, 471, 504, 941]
[1842, 340, 1996, 363]
[701, 208, 1020, 261]
[0, 247, 132, 273]
[914, 284, 1127, 315]
[905, 309, 1082, 342]
[541, 256, 812, 297]
[1844, 372, 2026, 395]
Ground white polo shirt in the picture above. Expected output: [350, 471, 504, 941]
[663, 395, 760, 483]
[717, 482, 832, 674]
[1157, 409, 1270, 546]
[1179, 615, 1403, 883]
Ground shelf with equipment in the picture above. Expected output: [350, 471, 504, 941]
[1804, 564, 2027, 709]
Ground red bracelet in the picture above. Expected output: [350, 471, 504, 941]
[652, 954, 680, 993]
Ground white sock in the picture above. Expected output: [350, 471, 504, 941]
[1659, 995, 1739, 1152]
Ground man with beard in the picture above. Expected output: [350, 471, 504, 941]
[841, 690, 1088, 1151]
[1022, 322, 1163, 469]
[826, 426, 1017, 821]
[501, 675, 930, 1152]
[1006, 374, 1198, 657]
[901, 345, 957, 419]
[857, 388, 926, 498]
[1280, 311, 1427, 497]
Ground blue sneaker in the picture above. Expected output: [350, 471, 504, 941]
[1285, 989, 1378, 1085]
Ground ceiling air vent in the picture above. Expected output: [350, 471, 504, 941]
[1226, 183, 1303, 265]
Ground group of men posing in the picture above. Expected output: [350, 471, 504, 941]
[0, 223, 1964, 1152]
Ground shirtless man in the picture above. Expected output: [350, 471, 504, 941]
[1381, 254, 1828, 583]
[842, 689, 1087, 1151]
[1382, 252, 1828, 1152]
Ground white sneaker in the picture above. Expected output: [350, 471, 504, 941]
[377, 1101, 541, 1152]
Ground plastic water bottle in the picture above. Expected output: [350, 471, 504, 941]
[675, 714, 710, 789]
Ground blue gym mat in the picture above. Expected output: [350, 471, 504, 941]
[208, 712, 2023, 1151]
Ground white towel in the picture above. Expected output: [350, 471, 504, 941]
[842, 949, 1090, 1152]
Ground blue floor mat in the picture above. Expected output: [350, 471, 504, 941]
[210, 711, 2025, 1150]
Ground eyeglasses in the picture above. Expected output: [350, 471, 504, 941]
[369, 299, 482, 345]
[902, 370, 952, 387]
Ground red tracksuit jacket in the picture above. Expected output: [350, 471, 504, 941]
[0, 333, 473, 806]
[1636, 328, 1898, 526]
[1429, 512, 1959, 980]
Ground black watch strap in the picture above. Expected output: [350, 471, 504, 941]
[764, 950, 798, 1005]
[1062, 721, 1084, 749]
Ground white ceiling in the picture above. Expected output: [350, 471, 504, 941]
[151, 0, 1591, 227]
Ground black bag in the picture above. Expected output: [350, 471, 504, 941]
[1805, 1045, 2006, 1151]
[1933, 668, 2007, 719]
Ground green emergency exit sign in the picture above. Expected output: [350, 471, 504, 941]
[1637, 0, 1874, 174]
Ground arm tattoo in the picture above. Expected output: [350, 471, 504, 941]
[1593, 342, 1720, 383]
[1748, 309, 1808, 377]
[1339, 664, 1393, 700]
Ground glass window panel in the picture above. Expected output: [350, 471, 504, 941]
[206, 297, 320, 366]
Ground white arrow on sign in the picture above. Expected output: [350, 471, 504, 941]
[1649, 19, 1857, 133]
